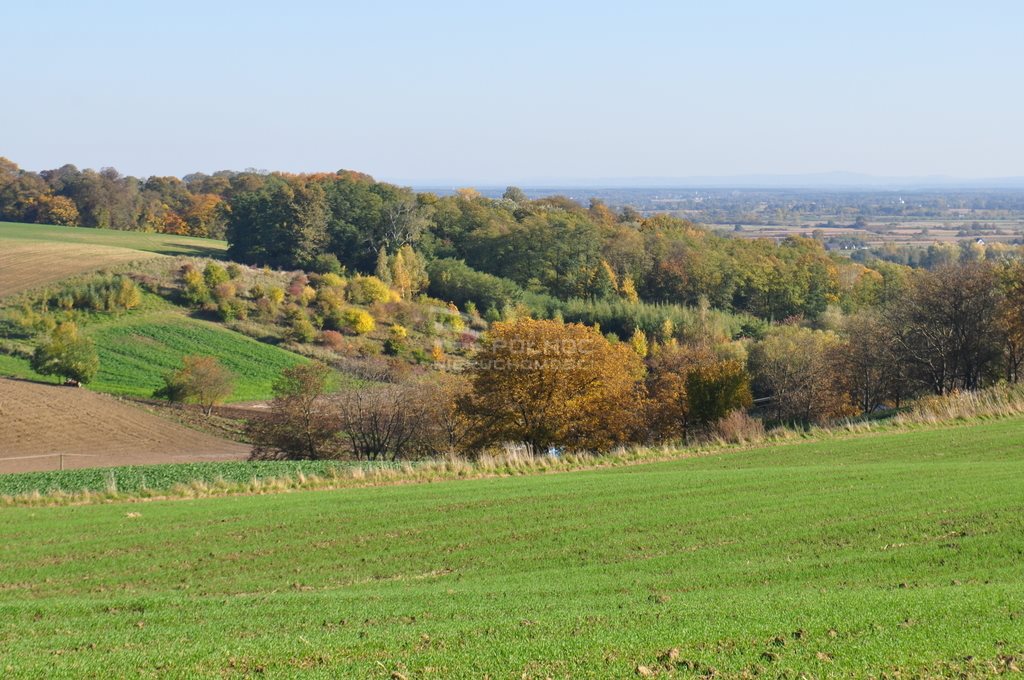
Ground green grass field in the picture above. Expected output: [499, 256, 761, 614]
[1, 417, 1022, 678]
[1, 284, 307, 400]
[0, 309, 305, 402]
[0, 221, 227, 257]
[0, 354, 59, 384]
[87, 311, 306, 401]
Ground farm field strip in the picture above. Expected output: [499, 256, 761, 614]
[85, 311, 307, 401]
[0, 378, 249, 473]
[0, 242, 152, 298]
[0, 459, 407, 497]
[0, 221, 227, 256]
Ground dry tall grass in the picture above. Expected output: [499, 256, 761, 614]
[895, 384, 1024, 424]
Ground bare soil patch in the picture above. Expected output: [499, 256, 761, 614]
[0, 378, 250, 473]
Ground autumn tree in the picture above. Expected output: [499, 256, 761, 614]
[685, 359, 753, 430]
[30, 321, 99, 384]
[334, 383, 450, 460]
[374, 247, 392, 284]
[885, 263, 1001, 394]
[645, 344, 751, 442]
[749, 325, 852, 426]
[33, 194, 80, 226]
[156, 356, 235, 415]
[460, 318, 646, 454]
[995, 261, 1024, 383]
[838, 311, 909, 413]
[249, 362, 342, 460]
[391, 244, 428, 299]
[183, 193, 226, 238]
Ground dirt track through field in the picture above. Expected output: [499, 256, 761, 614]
[0, 242, 154, 298]
[0, 378, 250, 473]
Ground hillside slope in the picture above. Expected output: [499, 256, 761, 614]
[0, 417, 1022, 676]
[0, 221, 227, 256]
[0, 378, 249, 473]
[0, 221, 227, 298]
[0, 241, 151, 298]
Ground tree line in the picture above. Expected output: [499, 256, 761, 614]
[2, 156, 921, 323]
[246, 257, 1024, 460]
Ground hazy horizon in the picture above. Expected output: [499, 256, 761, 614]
[3, 1, 1023, 184]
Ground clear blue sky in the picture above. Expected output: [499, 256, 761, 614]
[2, 0, 1022, 183]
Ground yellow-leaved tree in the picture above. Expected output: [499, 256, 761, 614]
[460, 318, 645, 454]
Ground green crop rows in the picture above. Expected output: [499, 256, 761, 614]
[87, 313, 305, 401]
[0, 460, 404, 497]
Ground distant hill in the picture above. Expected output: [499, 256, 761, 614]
[413, 172, 1024, 192]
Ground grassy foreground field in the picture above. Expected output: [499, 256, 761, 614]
[1, 418, 1022, 678]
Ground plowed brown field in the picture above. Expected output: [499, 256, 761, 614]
[0, 378, 250, 473]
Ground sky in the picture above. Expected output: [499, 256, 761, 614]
[2, 0, 1023, 185]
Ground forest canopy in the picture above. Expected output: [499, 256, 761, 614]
[0, 157, 924, 324]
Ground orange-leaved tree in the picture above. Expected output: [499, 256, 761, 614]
[646, 343, 752, 442]
[460, 318, 645, 454]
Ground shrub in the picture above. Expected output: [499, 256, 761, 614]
[290, 316, 317, 343]
[203, 262, 230, 288]
[349, 275, 396, 305]
[266, 287, 285, 305]
[287, 274, 310, 298]
[441, 312, 465, 332]
[217, 298, 249, 322]
[297, 285, 317, 306]
[316, 286, 346, 314]
[383, 323, 408, 356]
[319, 330, 347, 351]
[340, 308, 375, 336]
[212, 282, 236, 302]
[44, 275, 141, 313]
[285, 307, 317, 343]
[30, 321, 99, 384]
[155, 355, 235, 415]
[182, 269, 210, 305]
[114, 277, 141, 310]
[254, 296, 278, 321]
[317, 272, 346, 289]
[310, 253, 343, 275]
